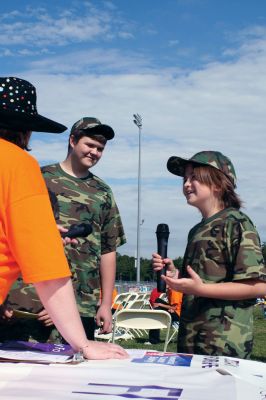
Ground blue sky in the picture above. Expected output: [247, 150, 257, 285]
[1, 0, 266, 258]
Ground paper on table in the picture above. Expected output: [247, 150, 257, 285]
[0, 341, 76, 364]
[0, 349, 74, 364]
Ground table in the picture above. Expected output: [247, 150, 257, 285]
[0, 350, 265, 399]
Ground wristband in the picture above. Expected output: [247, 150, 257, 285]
[72, 351, 85, 363]
[72, 344, 90, 363]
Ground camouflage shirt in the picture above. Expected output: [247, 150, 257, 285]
[177, 207, 266, 359]
[41, 163, 126, 317]
[6, 163, 126, 320]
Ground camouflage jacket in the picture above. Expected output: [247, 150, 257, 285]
[177, 207, 266, 358]
[6, 163, 126, 318]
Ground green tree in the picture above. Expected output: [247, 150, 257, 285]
[140, 258, 153, 281]
[116, 253, 136, 281]
[116, 253, 184, 282]
[173, 256, 183, 270]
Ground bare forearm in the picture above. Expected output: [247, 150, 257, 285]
[154, 302, 170, 310]
[197, 279, 266, 300]
[163, 265, 266, 300]
[100, 252, 116, 306]
[34, 277, 87, 352]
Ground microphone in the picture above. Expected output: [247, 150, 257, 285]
[61, 223, 92, 239]
[156, 223, 170, 293]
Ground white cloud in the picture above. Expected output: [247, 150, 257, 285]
[0, 17, 109, 46]
[168, 40, 180, 47]
[20, 26, 266, 257]
[118, 32, 135, 39]
[0, 4, 134, 48]
[28, 48, 150, 73]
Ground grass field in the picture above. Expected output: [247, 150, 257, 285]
[110, 307, 266, 362]
[252, 306, 266, 362]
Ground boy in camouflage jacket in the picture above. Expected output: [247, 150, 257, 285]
[152, 151, 266, 359]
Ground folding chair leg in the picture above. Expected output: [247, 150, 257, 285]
[167, 322, 179, 345]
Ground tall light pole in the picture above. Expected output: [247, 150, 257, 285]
[133, 113, 142, 283]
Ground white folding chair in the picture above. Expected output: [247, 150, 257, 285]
[167, 321, 179, 345]
[95, 293, 136, 342]
[111, 292, 131, 318]
[95, 291, 130, 341]
[112, 292, 130, 308]
[112, 309, 172, 352]
[135, 292, 145, 300]
[159, 292, 168, 302]
[125, 298, 150, 310]
[135, 292, 150, 301]
[123, 292, 139, 308]
[143, 292, 151, 299]
[123, 299, 151, 337]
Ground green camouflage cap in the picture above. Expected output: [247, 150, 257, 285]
[70, 117, 114, 140]
[167, 150, 237, 187]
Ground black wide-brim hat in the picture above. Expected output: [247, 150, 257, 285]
[0, 77, 67, 133]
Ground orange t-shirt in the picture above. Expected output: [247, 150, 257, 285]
[111, 287, 122, 310]
[0, 139, 71, 304]
[168, 288, 183, 317]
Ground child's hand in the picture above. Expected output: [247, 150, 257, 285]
[95, 304, 113, 334]
[162, 265, 204, 295]
[0, 305, 13, 321]
[152, 253, 176, 275]
[37, 308, 54, 327]
[57, 224, 78, 246]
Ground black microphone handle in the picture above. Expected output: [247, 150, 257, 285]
[156, 224, 170, 293]
[157, 238, 167, 292]
[61, 223, 92, 239]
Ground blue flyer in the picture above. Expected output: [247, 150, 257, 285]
[132, 351, 193, 367]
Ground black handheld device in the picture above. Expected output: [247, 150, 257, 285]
[156, 223, 170, 293]
[61, 223, 92, 239]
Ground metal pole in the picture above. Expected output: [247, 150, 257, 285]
[133, 114, 142, 284]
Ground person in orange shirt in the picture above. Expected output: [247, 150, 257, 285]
[148, 287, 183, 345]
[0, 76, 128, 360]
[167, 288, 183, 318]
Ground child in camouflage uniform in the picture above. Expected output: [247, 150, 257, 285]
[152, 151, 266, 359]
[2, 117, 126, 343]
